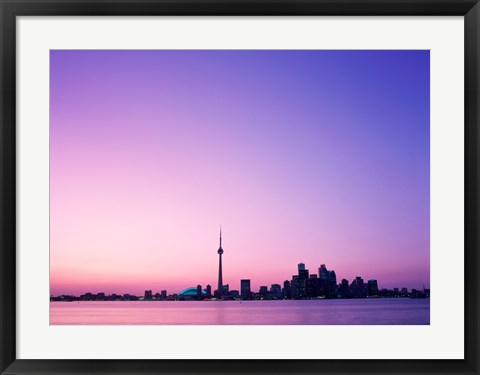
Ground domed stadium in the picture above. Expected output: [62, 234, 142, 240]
[179, 287, 207, 297]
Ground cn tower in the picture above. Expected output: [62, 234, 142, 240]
[217, 227, 224, 297]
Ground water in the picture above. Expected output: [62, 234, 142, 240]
[50, 298, 429, 325]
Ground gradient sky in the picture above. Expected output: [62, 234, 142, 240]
[50, 50, 430, 296]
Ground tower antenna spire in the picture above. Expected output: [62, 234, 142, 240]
[217, 226, 224, 298]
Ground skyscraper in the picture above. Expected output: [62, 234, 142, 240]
[298, 264, 309, 298]
[351, 276, 366, 298]
[318, 264, 337, 298]
[270, 284, 282, 299]
[217, 228, 224, 297]
[196, 284, 203, 299]
[368, 280, 379, 296]
[282, 280, 291, 299]
[241, 279, 251, 299]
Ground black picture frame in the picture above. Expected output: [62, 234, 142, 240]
[1, 1, 479, 374]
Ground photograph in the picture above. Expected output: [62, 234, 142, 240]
[49, 49, 430, 325]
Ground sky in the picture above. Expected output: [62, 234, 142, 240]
[50, 50, 430, 296]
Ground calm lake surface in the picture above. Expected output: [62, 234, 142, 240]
[50, 299, 429, 325]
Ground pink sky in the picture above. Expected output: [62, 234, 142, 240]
[50, 50, 430, 296]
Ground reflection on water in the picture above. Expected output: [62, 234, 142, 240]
[50, 298, 429, 325]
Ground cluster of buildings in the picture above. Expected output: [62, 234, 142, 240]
[50, 230, 430, 302]
[171, 262, 429, 301]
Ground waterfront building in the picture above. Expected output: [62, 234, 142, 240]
[228, 290, 240, 299]
[338, 278, 350, 297]
[179, 287, 207, 300]
[298, 264, 309, 298]
[222, 284, 229, 294]
[307, 275, 319, 298]
[318, 264, 337, 298]
[197, 284, 202, 299]
[241, 279, 251, 299]
[368, 280, 379, 296]
[144, 290, 153, 300]
[259, 286, 268, 298]
[328, 270, 337, 297]
[270, 284, 282, 299]
[350, 276, 367, 298]
[291, 276, 300, 299]
[282, 280, 291, 299]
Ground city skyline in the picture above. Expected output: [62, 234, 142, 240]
[51, 255, 430, 301]
[50, 228, 428, 296]
[50, 50, 430, 296]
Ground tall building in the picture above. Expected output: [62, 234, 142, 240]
[196, 284, 203, 299]
[307, 274, 319, 298]
[270, 284, 282, 299]
[241, 279, 251, 299]
[350, 276, 366, 297]
[338, 278, 349, 297]
[282, 280, 291, 299]
[217, 228, 224, 297]
[368, 280, 379, 296]
[319, 264, 328, 279]
[297, 264, 309, 298]
[259, 286, 268, 298]
[318, 264, 337, 298]
[328, 270, 337, 297]
[291, 275, 300, 299]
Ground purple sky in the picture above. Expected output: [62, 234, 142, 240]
[50, 50, 430, 296]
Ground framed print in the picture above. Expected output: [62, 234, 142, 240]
[1, 1, 479, 375]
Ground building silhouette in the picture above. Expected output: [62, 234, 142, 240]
[270, 284, 282, 299]
[259, 286, 268, 298]
[52, 239, 430, 302]
[282, 280, 291, 299]
[241, 279, 251, 299]
[196, 284, 202, 299]
[350, 276, 367, 297]
[217, 228, 224, 297]
[338, 278, 350, 297]
[179, 287, 207, 300]
[319, 264, 337, 298]
[368, 280, 379, 296]
[297, 263, 309, 298]
[144, 290, 152, 300]
[291, 275, 300, 299]
[307, 274, 319, 298]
